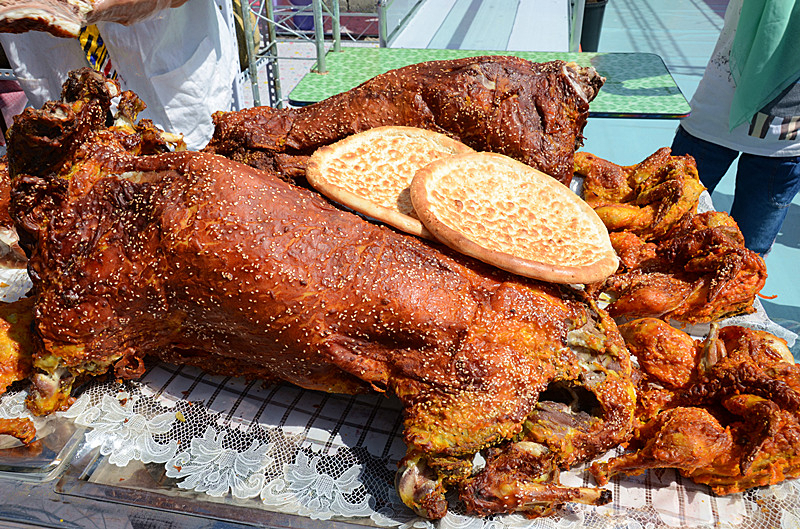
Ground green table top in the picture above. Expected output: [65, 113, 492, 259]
[288, 48, 691, 119]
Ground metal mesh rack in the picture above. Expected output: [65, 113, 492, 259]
[235, 0, 344, 108]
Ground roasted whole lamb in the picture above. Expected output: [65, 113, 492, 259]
[204, 55, 604, 186]
[4, 68, 635, 519]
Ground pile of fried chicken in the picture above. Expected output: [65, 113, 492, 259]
[575, 150, 767, 324]
[0, 60, 797, 521]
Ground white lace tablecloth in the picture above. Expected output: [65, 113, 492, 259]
[1, 262, 799, 529]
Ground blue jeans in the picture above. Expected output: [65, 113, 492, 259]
[671, 126, 800, 255]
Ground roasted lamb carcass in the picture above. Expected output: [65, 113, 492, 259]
[576, 150, 766, 324]
[591, 318, 800, 494]
[204, 55, 604, 186]
[4, 68, 635, 519]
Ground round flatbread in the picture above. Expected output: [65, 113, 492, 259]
[306, 126, 473, 238]
[410, 152, 619, 284]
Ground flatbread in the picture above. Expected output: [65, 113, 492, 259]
[410, 152, 619, 284]
[306, 126, 473, 238]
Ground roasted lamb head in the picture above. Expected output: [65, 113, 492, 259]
[5, 68, 634, 519]
[204, 55, 604, 186]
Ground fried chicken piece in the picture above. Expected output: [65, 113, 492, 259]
[461, 440, 611, 517]
[591, 407, 734, 484]
[0, 297, 37, 444]
[205, 56, 604, 186]
[575, 148, 705, 241]
[619, 318, 698, 390]
[0, 417, 36, 444]
[592, 319, 800, 495]
[590, 211, 766, 324]
[6, 67, 634, 519]
[608, 231, 658, 271]
[0, 297, 35, 395]
[598, 272, 700, 322]
[578, 148, 766, 324]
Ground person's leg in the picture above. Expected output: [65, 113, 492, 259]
[670, 125, 739, 193]
[731, 154, 800, 255]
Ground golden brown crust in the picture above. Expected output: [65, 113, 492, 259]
[0, 417, 36, 445]
[6, 68, 635, 519]
[411, 152, 618, 284]
[593, 321, 800, 496]
[306, 126, 473, 238]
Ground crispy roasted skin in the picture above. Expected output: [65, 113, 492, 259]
[0, 297, 37, 445]
[0, 417, 36, 444]
[204, 56, 603, 186]
[6, 67, 633, 519]
[592, 319, 800, 495]
[0, 159, 29, 268]
[576, 150, 766, 324]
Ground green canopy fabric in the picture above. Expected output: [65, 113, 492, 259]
[729, 0, 800, 130]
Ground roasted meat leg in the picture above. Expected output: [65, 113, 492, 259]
[204, 56, 604, 186]
[591, 407, 734, 481]
[5, 68, 634, 519]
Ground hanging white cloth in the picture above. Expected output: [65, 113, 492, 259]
[0, 0, 236, 149]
